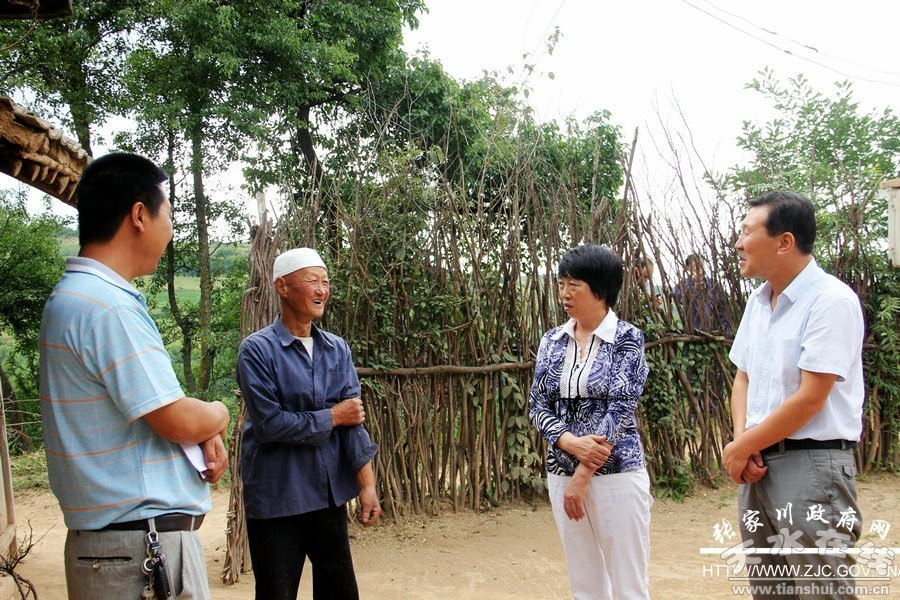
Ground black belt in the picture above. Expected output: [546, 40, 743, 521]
[96, 513, 204, 532]
[761, 438, 856, 456]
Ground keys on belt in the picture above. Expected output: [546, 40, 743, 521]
[141, 520, 173, 599]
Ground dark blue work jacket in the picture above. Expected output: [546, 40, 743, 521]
[236, 317, 377, 519]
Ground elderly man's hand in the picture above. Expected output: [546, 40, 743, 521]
[331, 397, 365, 427]
[357, 486, 382, 526]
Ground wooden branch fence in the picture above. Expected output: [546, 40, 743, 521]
[221, 125, 898, 586]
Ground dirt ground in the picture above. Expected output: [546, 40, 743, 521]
[10, 474, 900, 599]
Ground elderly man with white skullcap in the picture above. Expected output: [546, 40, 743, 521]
[236, 247, 381, 600]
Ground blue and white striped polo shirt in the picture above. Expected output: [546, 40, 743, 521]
[39, 257, 210, 530]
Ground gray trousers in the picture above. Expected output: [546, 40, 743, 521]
[738, 448, 860, 600]
[64, 528, 210, 600]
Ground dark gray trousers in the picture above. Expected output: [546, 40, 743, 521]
[65, 528, 210, 599]
[738, 448, 860, 600]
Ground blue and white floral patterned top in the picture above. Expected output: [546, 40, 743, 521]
[529, 310, 649, 476]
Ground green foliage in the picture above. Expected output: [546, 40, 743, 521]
[726, 69, 899, 265]
[140, 249, 247, 398]
[0, 0, 145, 151]
[862, 266, 900, 470]
[501, 373, 545, 493]
[0, 194, 65, 404]
[321, 145, 460, 368]
[0, 195, 65, 348]
[231, 0, 426, 188]
[653, 459, 693, 501]
[109, 0, 427, 398]
[207, 253, 248, 398]
[356, 53, 623, 213]
[733, 69, 898, 187]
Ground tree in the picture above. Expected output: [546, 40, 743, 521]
[0, 0, 144, 154]
[0, 192, 65, 450]
[4, 1, 428, 400]
[116, 0, 254, 396]
[111, 1, 427, 395]
[232, 0, 425, 247]
[726, 69, 899, 284]
[341, 53, 623, 232]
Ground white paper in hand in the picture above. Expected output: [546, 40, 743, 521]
[181, 444, 208, 479]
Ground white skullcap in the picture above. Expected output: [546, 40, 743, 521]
[272, 247, 327, 282]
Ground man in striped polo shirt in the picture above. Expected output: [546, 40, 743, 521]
[39, 153, 230, 599]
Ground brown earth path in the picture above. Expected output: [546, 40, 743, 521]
[11, 474, 900, 599]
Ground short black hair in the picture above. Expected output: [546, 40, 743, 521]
[76, 152, 168, 246]
[748, 191, 816, 255]
[684, 252, 704, 269]
[558, 244, 624, 307]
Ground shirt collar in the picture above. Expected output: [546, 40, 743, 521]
[551, 309, 619, 344]
[273, 316, 335, 349]
[65, 257, 142, 299]
[780, 257, 819, 303]
[753, 257, 819, 307]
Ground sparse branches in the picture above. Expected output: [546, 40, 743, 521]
[0, 523, 47, 599]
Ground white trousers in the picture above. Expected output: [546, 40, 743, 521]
[548, 470, 653, 600]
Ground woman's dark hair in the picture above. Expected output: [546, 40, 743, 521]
[76, 152, 168, 246]
[748, 191, 816, 255]
[558, 244, 624, 307]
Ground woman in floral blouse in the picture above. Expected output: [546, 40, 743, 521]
[529, 244, 652, 599]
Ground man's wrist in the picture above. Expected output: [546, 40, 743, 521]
[730, 433, 755, 458]
[328, 406, 343, 428]
[212, 400, 229, 427]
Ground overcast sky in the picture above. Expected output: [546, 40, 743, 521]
[403, 0, 899, 176]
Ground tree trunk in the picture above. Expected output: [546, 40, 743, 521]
[165, 240, 196, 393]
[164, 131, 197, 394]
[190, 121, 215, 395]
[295, 104, 339, 252]
[61, 69, 94, 156]
[296, 104, 324, 186]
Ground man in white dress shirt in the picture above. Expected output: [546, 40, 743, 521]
[723, 191, 865, 600]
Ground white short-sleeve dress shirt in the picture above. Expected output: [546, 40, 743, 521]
[729, 259, 865, 441]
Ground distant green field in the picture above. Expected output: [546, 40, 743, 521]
[56, 230, 249, 308]
[50, 232, 247, 325]
[58, 235, 79, 257]
[146, 275, 202, 306]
